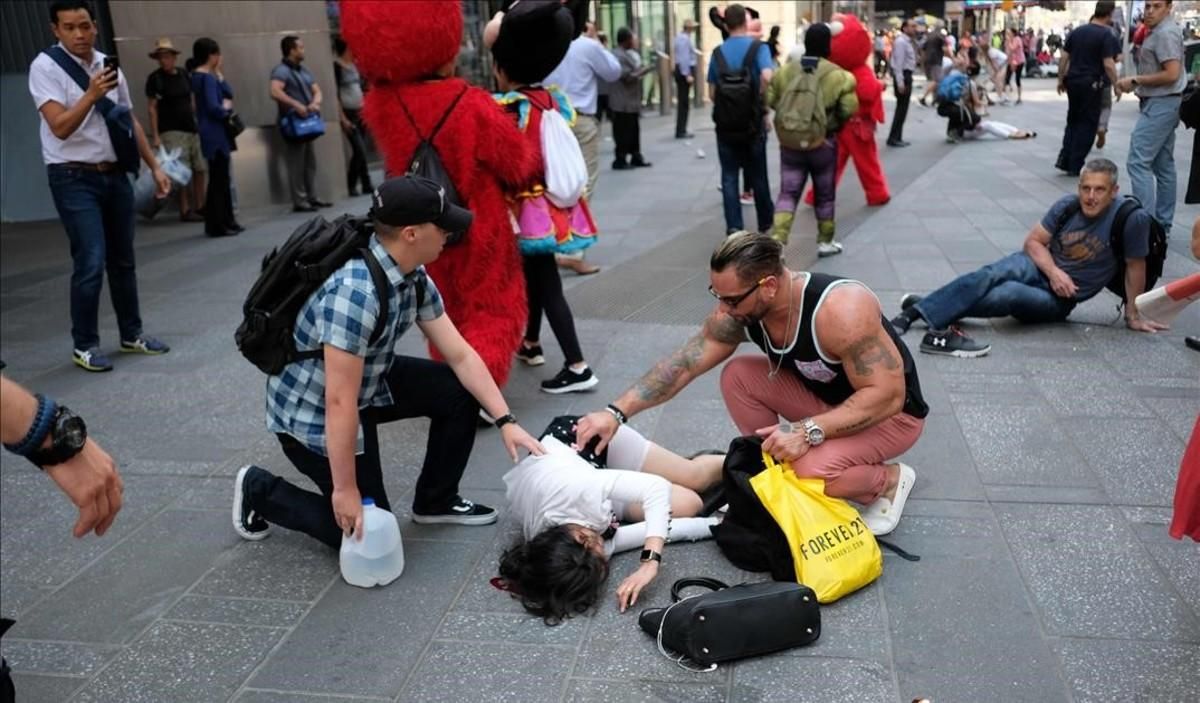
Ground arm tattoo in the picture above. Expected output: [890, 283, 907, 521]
[845, 335, 900, 377]
[634, 333, 706, 403]
[705, 313, 746, 346]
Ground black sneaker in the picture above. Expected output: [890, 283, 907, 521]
[412, 497, 498, 525]
[540, 365, 600, 394]
[890, 294, 924, 334]
[900, 293, 922, 312]
[232, 465, 271, 541]
[920, 327, 991, 358]
[515, 344, 545, 367]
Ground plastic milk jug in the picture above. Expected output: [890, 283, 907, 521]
[339, 498, 405, 587]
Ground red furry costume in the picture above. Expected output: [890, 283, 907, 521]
[805, 14, 891, 207]
[340, 1, 538, 386]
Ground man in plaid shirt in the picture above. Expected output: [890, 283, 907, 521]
[233, 176, 544, 548]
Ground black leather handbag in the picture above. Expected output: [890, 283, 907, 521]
[638, 577, 820, 670]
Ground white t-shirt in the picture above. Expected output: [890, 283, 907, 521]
[503, 437, 671, 557]
[987, 47, 1007, 69]
[28, 43, 132, 165]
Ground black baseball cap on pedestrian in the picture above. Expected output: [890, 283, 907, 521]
[368, 175, 473, 237]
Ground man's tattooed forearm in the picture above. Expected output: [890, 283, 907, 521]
[634, 333, 705, 403]
[845, 335, 899, 377]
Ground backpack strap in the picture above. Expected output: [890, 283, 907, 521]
[43, 47, 117, 118]
[1108, 196, 1141, 261]
[713, 43, 731, 74]
[287, 64, 314, 107]
[1050, 197, 1083, 238]
[741, 40, 762, 75]
[294, 249, 391, 362]
[428, 85, 469, 142]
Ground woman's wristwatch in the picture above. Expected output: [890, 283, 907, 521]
[640, 549, 662, 564]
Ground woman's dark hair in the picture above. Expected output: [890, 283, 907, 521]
[192, 37, 220, 67]
[333, 36, 348, 56]
[498, 525, 609, 625]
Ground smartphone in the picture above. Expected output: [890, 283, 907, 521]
[103, 56, 119, 75]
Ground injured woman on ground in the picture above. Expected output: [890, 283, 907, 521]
[495, 416, 725, 624]
[937, 57, 1037, 143]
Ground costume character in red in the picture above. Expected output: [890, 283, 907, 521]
[340, 0, 538, 386]
[804, 14, 891, 207]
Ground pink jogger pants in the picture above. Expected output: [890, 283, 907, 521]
[719, 356, 925, 505]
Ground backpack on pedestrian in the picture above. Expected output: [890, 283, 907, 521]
[235, 214, 422, 375]
[711, 40, 765, 145]
[397, 86, 468, 227]
[773, 60, 836, 151]
[1051, 196, 1169, 302]
[935, 71, 969, 103]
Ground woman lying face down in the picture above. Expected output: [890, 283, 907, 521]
[496, 416, 725, 624]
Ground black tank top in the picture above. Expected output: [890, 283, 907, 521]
[745, 273, 929, 419]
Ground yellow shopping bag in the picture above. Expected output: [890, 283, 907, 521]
[750, 452, 883, 603]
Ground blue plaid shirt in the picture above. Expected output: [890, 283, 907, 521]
[265, 234, 444, 456]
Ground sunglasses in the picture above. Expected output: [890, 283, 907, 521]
[708, 276, 769, 307]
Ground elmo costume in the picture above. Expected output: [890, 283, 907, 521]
[340, 0, 539, 386]
[805, 14, 891, 207]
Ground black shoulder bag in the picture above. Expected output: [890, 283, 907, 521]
[638, 577, 820, 671]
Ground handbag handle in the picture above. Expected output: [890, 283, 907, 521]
[671, 577, 729, 602]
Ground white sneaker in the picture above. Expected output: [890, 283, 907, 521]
[817, 241, 844, 258]
[862, 463, 916, 536]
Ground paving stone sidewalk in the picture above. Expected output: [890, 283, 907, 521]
[1, 81, 1197, 702]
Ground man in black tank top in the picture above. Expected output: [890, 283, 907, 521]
[576, 233, 927, 536]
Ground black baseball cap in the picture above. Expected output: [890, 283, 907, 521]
[369, 175, 473, 236]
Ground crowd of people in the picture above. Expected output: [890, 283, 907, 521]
[2, 4, 1197, 695]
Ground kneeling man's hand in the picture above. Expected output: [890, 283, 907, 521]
[500, 423, 545, 462]
[756, 424, 811, 465]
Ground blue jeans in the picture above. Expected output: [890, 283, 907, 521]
[1128, 95, 1181, 233]
[717, 136, 773, 233]
[915, 252, 1075, 330]
[46, 165, 142, 350]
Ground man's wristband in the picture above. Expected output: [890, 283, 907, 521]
[3, 393, 57, 458]
[494, 413, 518, 429]
[605, 404, 628, 425]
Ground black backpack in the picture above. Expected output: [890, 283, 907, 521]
[711, 40, 765, 146]
[235, 214, 421, 375]
[1051, 196, 1168, 302]
[710, 437, 797, 581]
[397, 86, 468, 242]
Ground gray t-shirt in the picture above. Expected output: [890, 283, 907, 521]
[270, 61, 317, 117]
[1041, 195, 1152, 301]
[1137, 19, 1187, 97]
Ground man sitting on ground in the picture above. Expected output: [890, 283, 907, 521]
[890, 158, 1164, 357]
[575, 233, 929, 536]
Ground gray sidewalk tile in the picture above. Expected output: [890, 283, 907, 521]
[71, 621, 283, 703]
[955, 404, 1100, 488]
[1063, 418, 1185, 507]
[1122, 508, 1200, 618]
[0, 639, 120, 676]
[881, 513, 1067, 703]
[400, 641, 575, 703]
[434, 611, 586, 646]
[166, 595, 311, 628]
[564, 680, 728, 703]
[730, 656, 893, 703]
[236, 691, 390, 703]
[191, 531, 340, 602]
[896, 413, 987, 501]
[11, 509, 236, 644]
[783, 588, 889, 663]
[1052, 638, 1200, 703]
[6, 673, 84, 703]
[246, 540, 482, 698]
[995, 503, 1199, 643]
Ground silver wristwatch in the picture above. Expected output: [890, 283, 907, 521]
[801, 418, 825, 446]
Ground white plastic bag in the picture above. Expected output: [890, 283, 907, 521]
[540, 109, 587, 208]
[133, 167, 163, 219]
[156, 145, 192, 187]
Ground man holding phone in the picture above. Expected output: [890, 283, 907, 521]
[28, 0, 172, 372]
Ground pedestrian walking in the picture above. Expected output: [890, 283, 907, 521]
[1055, 1, 1121, 177]
[29, 0, 171, 372]
[610, 28, 654, 170]
[709, 3, 775, 234]
[145, 37, 205, 222]
[334, 37, 373, 198]
[543, 18, 621, 276]
[918, 24, 947, 108]
[191, 38, 242, 238]
[766, 23, 858, 255]
[270, 35, 331, 212]
[887, 18, 917, 147]
[1004, 28, 1025, 103]
[673, 18, 699, 139]
[1115, 0, 1186, 236]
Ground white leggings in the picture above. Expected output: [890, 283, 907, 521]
[967, 119, 1023, 139]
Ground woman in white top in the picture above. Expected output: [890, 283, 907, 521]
[498, 416, 724, 624]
